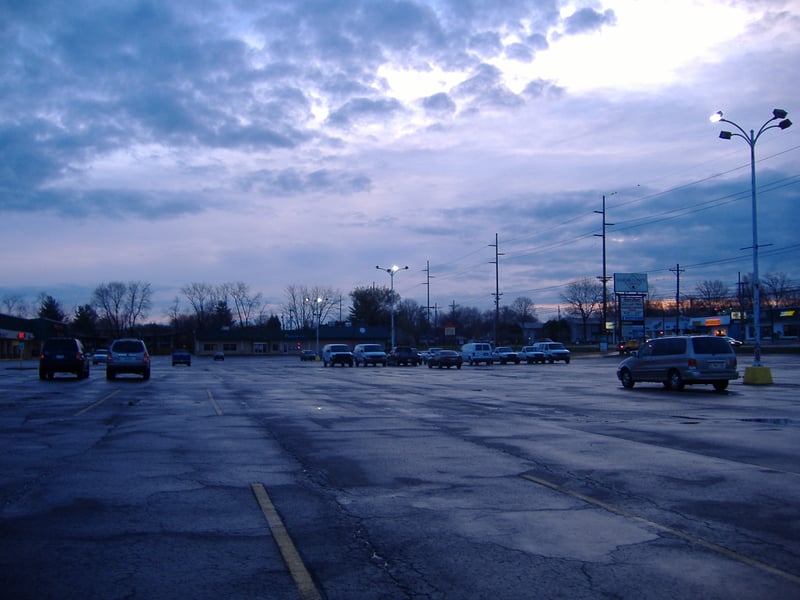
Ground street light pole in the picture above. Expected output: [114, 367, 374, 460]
[376, 265, 408, 348]
[305, 296, 324, 357]
[710, 108, 791, 383]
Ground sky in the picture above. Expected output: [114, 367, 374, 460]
[2, 0, 799, 324]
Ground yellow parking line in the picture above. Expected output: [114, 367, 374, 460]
[206, 389, 223, 416]
[74, 390, 121, 416]
[521, 473, 800, 584]
[251, 483, 322, 600]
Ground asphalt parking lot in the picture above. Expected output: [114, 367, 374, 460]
[1, 353, 799, 599]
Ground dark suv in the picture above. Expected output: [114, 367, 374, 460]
[39, 338, 90, 380]
[107, 338, 151, 380]
[387, 346, 421, 366]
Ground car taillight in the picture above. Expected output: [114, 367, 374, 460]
[143, 353, 150, 363]
[688, 358, 697, 368]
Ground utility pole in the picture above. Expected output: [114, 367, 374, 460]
[669, 264, 685, 334]
[489, 233, 503, 345]
[594, 194, 615, 350]
[423, 260, 433, 329]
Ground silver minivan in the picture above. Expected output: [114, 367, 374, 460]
[616, 335, 738, 391]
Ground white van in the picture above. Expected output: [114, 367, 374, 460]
[461, 342, 493, 365]
[353, 343, 387, 367]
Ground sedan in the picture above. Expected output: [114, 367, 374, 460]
[427, 350, 463, 369]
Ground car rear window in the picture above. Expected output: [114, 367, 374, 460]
[331, 345, 349, 352]
[112, 340, 145, 353]
[362, 345, 382, 352]
[692, 337, 734, 355]
[44, 339, 77, 353]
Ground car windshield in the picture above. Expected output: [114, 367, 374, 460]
[549, 343, 566, 349]
[363, 345, 382, 352]
[331, 345, 349, 352]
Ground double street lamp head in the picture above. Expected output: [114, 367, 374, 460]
[376, 264, 409, 274]
[710, 108, 792, 141]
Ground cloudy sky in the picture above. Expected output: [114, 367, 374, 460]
[2, 0, 798, 323]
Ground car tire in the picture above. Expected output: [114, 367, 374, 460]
[620, 369, 635, 389]
[666, 369, 684, 391]
[143, 369, 150, 380]
[107, 370, 115, 380]
[39, 369, 47, 380]
[713, 380, 729, 392]
[565, 358, 570, 364]
[456, 364, 462, 369]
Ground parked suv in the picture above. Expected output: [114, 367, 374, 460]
[321, 343, 354, 367]
[107, 338, 151, 380]
[532, 341, 571, 364]
[461, 342, 493, 365]
[353, 343, 387, 367]
[39, 338, 90, 380]
[616, 335, 738, 391]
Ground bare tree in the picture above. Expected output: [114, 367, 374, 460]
[93, 282, 127, 337]
[561, 278, 602, 341]
[510, 296, 538, 328]
[92, 281, 152, 337]
[695, 280, 729, 308]
[180, 282, 217, 328]
[762, 272, 793, 308]
[284, 285, 340, 329]
[2, 293, 28, 317]
[125, 281, 151, 332]
[227, 281, 263, 327]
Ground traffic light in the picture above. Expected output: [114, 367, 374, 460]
[17, 332, 25, 340]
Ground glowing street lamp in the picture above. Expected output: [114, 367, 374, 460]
[376, 264, 408, 348]
[710, 108, 791, 382]
[305, 296, 325, 357]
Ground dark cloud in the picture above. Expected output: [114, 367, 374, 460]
[563, 8, 617, 35]
[238, 168, 372, 196]
[453, 63, 524, 109]
[422, 92, 457, 115]
[326, 97, 405, 128]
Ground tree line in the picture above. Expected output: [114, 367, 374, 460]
[1, 271, 797, 346]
